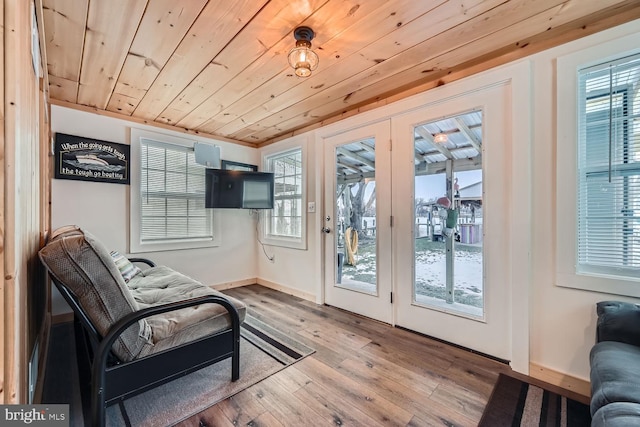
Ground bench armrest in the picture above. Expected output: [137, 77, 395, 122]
[127, 258, 156, 267]
[596, 301, 640, 346]
[92, 295, 241, 426]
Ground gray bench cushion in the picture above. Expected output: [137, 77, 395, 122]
[128, 266, 246, 353]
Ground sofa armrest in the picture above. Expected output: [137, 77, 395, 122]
[596, 301, 640, 346]
[127, 258, 156, 267]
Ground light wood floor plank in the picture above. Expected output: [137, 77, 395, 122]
[44, 284, 550, 426]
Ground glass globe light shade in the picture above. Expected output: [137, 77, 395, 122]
[288, 40, 319, 78]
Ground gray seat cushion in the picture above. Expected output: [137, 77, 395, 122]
[127, 266, 246, 354]
[592, 402, 640, 427]
[590, 341, 640, 416]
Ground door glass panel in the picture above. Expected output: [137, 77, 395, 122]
[335, 138, 377, 295]
[413, 111, 483, 316]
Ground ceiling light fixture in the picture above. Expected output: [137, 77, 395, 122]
[288, 26, 319, 78]
[434, 133, 448, 144]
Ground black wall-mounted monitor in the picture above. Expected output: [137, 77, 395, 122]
[205, 169, 274, 209]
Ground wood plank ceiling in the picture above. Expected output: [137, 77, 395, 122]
[41, 0, 640, 147]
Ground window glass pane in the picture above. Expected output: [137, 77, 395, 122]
[413, 111, 483, 316]
[140, 140, 213, 243]
[141, 197, 166, 217]
[265, 148, 303, 239]
[577, 53, 640, 279]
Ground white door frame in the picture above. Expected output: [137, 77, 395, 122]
[314, 61, 531, 373]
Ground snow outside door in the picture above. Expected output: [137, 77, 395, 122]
[323, 121, 392, 324]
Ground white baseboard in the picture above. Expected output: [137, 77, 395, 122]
[210, 277, 316, 302]
[210, 278, 257, 291]
[529, 363, 591, 398]
[256, 278, 316, 302]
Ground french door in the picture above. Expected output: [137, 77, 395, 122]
[322, 121, 393, 323]
[321, 82, 514, 361]
[392, 83, 511, 360]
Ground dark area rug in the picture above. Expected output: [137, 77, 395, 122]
[479, 373, 591, 427]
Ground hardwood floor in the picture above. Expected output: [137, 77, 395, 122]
[43, 284, 588, 426]
[177, 285, 514, 427]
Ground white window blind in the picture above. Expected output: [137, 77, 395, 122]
[265, 149, 303, 240]
[577, 53, 640, 279]
[140, 138, 213, 243]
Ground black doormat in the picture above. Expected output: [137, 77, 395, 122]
[479, 373, 591, 426]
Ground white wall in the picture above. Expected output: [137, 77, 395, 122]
[258, 19, 640, 381]
[529, 21, 640, 380]
[51, 106, 260, 315]
[256, 134, 319, 299]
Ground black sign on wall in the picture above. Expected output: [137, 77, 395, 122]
[54, 133, 130, 184]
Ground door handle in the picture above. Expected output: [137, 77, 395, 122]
[321, 227, 331, 234]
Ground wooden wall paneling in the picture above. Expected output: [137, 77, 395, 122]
[105, 0, 208, 115]
[0, 0, 5, 403]
[191, 0, 454, 137]
[2, 0, 47, 403]
[41, 0, 87, 84]
[3, 0, 31, 403]
[3, 0, 21, 403]
[132, 0, 270, 121]
[239, 0, 628, 142]
[156, 0, 328, 126]
[76, 0, 147, 109]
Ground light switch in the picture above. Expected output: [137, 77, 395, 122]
[307, 202, 316, 213]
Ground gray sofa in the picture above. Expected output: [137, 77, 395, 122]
[590, 301, 640, 426]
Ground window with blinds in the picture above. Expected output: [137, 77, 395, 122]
[577, 53, 640, 279]
[264, 148, 304, 242]
[139, 138, 213, 244]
